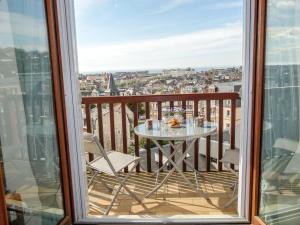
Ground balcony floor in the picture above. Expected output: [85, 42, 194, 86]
[88, 171, 238, 217]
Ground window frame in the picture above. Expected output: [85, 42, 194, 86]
[57, 0, 258, 224]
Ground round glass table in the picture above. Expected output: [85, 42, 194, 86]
[134, 119, 217, 199]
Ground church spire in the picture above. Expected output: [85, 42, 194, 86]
[105, 74, 119, 96]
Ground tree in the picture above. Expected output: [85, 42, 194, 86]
[127, 103, 145, 116]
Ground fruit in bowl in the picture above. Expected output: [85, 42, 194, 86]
[168, 118, 181, 128]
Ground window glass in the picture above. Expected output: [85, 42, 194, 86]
[0, 0, 65, 224]
[259, 0, 300, 224]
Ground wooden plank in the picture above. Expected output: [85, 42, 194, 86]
[85, 104, 93, 162]
[82, 92, 240, 105]
[194, 100, 199, 170]
[45, 0, 73, 222]
[182, 101, 187, 172]
[85, 104, 92, 133]
[206, 100, 211, 171]
[133, 103, 140, 172]
[230, 99, 236, 149]
[109, 103, 116, 150]
[145, 102, 151, 172]
[97, 104, 104, 147]
[218, 100, 223, 171]
[253, 216, 267, 225]
[252, 0, 267, 222]
[230, 99, 236, 169]
[0, 161, 8, 225]
[157, 102, 163, 170]
[121, 103, 128, 173]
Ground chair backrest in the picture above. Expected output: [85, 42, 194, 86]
[92, 135, 118, 175]
[220, 148, 240, 166]
[83, 132, 102, 156]
[91, 135, 107, 159]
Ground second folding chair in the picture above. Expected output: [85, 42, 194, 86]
[84, 132, 145, 215]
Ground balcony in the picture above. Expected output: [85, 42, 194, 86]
[82, 92, 240, 217]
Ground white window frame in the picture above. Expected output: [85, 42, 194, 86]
[57, 0, 255, 223]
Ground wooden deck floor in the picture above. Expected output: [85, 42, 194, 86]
[88, 171, 238, 217]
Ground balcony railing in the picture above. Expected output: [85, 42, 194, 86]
[82, 92, 240, 173]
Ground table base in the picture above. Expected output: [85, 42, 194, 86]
[145, 138, 210, 201]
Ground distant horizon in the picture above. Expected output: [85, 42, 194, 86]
[79, 65, 242, 75]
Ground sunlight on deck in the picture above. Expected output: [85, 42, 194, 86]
[88, 171, 238, 217]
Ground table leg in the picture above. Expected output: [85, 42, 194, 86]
[153, 142, 182, 175]
[152, 141, 185, 194]
[146, 139, 210, 200]
[166, 139, 197, 188]
[181, 147, 212, 198]
[152, 143, 179, 189]
[145, 166, 176, 198]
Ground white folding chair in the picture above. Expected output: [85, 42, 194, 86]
[219, 148, 239, 208]
[84, 132, 145, 215]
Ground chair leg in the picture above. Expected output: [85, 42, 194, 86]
[88, 171, 98, 188]
[105, 183, 123, 215]
[115, 161, 146, 208]
[224, 195, 237, 208]
[232, 182, 238, 198]
[223, 181, 238, 208]
[194, 171, 199, 192]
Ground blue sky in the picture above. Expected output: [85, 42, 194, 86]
[0, 0, 48, 52]
[74, 0, 244, 72]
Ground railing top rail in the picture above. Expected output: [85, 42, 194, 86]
[81, 92, 240, 104]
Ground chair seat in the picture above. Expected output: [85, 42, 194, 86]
[220, 148, 240, 166]
[89, 151, 140, 175]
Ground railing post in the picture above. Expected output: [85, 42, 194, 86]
[85, 103, 93, 161]
[121, 103, 128, 172]
[206, 100, 211, 172]
[97, 104, 104, 148]
[218, 100, 223, 171]
[134, 103, 140, 172]
[194, 100, 199, 170]
[145, 102, 151, 172]
[230, 99, 236, 169]
[182, 101, 187, 172]
[109, 103, 116, 150]
[157, 102, 163, 170]
[170, 101, 175, 168]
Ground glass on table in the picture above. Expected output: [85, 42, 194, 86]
[162, 108, 170, 124]
[187, 116, 196, 126]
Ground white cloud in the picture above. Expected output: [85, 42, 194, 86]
[266, 26, 300, 65]
[0, 11, 48, 51]
[0, 11, 46, 39]
[152, 0, 194, 14]
[208, 0, 242, 10]
[268, 27, 300, 40]
[74, 0, 108, 15]
[270, 0, 296, 10]
[77, 23, 243, 72]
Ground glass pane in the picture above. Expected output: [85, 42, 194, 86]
[0, 0, 64, 224]
[259, 0, 300, 224]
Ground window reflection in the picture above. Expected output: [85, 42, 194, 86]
[0, 0, 64, 224]
[259, 0, 300, 224]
